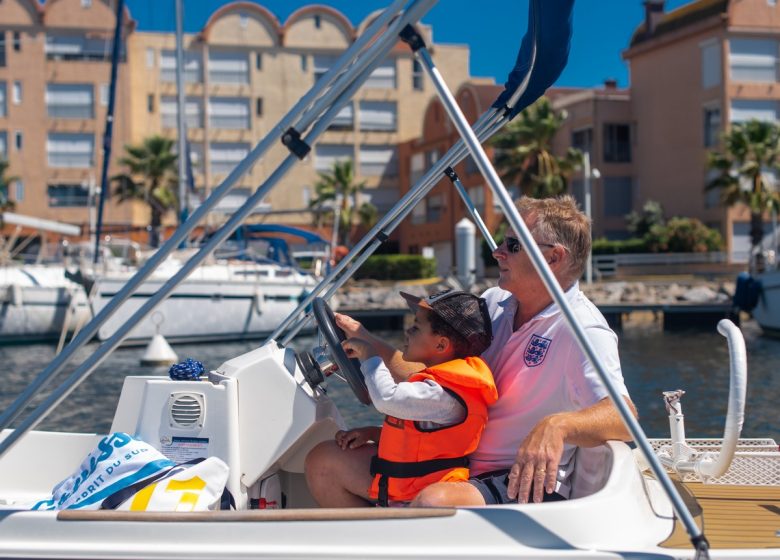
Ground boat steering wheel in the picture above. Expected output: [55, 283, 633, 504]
[312, 297, 371, 405]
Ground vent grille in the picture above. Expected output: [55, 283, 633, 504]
[169, 393, 204, 427]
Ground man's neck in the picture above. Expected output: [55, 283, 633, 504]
[512, 279, 575, 331]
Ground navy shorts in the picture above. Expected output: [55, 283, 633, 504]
[467, 469, 567, 505]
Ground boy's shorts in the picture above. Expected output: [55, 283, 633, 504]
[467, 469, 567, 505]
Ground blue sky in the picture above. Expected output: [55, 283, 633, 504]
[125, 0, 692, 88]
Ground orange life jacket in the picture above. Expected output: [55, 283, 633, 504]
[368, 356, 497, 505]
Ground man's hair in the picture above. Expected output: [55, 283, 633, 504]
[424, 309, 474, 360]
[514, 195, 591, 282]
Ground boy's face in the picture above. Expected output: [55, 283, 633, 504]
[402, 308, 445, 364]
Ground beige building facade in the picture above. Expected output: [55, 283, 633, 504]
[623, 0, 780, 263]
[0, 0, 473, 240]
[0, 0, 136, 234]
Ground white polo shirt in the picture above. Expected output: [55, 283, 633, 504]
[470, 283, 628, 497]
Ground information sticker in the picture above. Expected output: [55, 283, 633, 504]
[160, 436, 209, 463]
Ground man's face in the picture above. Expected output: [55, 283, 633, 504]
[492, 218, 559, 295]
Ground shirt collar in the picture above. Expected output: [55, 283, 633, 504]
[535, 281, 580, 319]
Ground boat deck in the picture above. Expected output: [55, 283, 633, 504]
[661, 482, 780, 549]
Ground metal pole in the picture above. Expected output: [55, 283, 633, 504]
[175, 0, 188, 227]
[583, 151, 592, 285]
[93, 0, 124, 264]
[415, 42, 708, 551]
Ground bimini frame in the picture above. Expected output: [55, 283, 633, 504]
[0, 1, 709, 557]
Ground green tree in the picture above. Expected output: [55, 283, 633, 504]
[0, 158, 18, 214]
[489, 97, 583, 198]
[626, 200, 665, 238]
[111, 135, 179, 247]
[707, 119, 780, 267]
[308, 160, 376, 246]
[645, 217, 723, 253]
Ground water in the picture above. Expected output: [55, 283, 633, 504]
[0, 320, 778, 441]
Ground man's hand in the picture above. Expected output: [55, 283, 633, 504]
[335, 427, 380, 450]
[507, 414, 566, 504]
[342, 338, 377, 361]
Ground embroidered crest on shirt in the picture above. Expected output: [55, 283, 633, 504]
[524, 334, 552, 367]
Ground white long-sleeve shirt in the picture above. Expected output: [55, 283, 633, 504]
[360, 356, 466, 426]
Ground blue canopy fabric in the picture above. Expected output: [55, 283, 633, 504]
[492, 0, 575, 119]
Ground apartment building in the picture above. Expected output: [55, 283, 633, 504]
[127, 2, 472, 228]
[0, 0, 473, 238]
[0, 0, 135, 233]
[397, 82, 502, 276]
[623, 0, 780, 263]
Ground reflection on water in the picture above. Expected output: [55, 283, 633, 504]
[0, 320, 777, 441]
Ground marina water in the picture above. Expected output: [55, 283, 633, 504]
[1, 319, 777, 440]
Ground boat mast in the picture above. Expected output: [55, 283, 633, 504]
[175, 0, 189, 229]
[93, 0, 125, 264]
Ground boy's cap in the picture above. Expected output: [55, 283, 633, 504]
[399, 289, 493, 355]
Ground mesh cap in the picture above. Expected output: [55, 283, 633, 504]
[399, 289, 493, 356]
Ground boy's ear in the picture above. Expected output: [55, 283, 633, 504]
[436, 336, 450, 353]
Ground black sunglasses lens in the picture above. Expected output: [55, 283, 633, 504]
[506, 237, 520, 253]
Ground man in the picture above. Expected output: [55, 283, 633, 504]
[305, 195, 635, 506]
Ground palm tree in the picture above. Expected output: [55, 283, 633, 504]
[309, 160, 376, 246]
[707, 119, 780, 270]
[0, 158, 18, 214]
[111, 135, 179, 247]
[489, 97, 582, 198]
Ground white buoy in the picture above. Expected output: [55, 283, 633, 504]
[140, 312, 178, 366]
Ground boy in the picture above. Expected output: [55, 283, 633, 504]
[336, 289, 497, 506]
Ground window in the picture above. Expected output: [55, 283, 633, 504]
[313, 54, 337, 81]
[173, 141, 204, 174]
[209, 142, 250, 175]
[255, 52, 262, 70]
[0, 131, 7, 158]
[81, 0, 92, 7]
[359, 145, 398, 177]
[147, 94, 154, 113]
[12, 81, 21, 105]
[426, 194, 444, 222]
[99, 83, 109, 106]
[12, 32, 20, 52]
[704, 106, 721, 147]
[0, 83, 6, 117]
[0, 32, 5, 67]
[328, 103, 353, 130]
[314, 15, 322, 29]
[208, 50, 249, 84]
[411, 199, 426, 224]
[467, 185, 485, 215]
[730, 99, 778, 122]
[160, 50, 202, 83]
[47, 133, 94, 168]
[571, 128, 593, 154]
[48, 184, 90, 207]
[701, 39, 721, 89]
[412, 59, 424, 91]
[359, 101, 397, 132]
[146, 47, 155, 68]
[364, 59, 396, 89]
[410, 152, 425, 185]
[603, 177, 633, 217]
[603, 123, 631, 162]
[240, 13, 248, 29]
[729, 37, 778, 83]
[46, 84, 94, 119]
[46, 34, 121, 62]
[255, 97, 263, 117]
[300, 55, 308, 72]
[14, 179, 24, 202]
[14, 131, 22, 151]
[314, 144, 353, 172]
[160, 96, 203, 129]
[208, 97, 250, 129]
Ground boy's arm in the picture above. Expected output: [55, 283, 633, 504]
[361, 357, 465, 424]
[335, 313, 422, 381]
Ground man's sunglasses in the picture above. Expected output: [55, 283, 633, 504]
[503, 236, 556, 254]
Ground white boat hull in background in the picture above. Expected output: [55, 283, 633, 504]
[753, 269, 780, 335]
[91, 263, 318, 344]
[0, 266, 91, 343]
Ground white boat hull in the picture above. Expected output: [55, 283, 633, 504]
[753, 269, 780, 335]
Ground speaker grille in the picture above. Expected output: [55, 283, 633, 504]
[169, 393, 204, 427]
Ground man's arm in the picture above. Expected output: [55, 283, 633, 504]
[507, 396, 636, 504]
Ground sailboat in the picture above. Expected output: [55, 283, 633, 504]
[0, 1, 778, 558]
